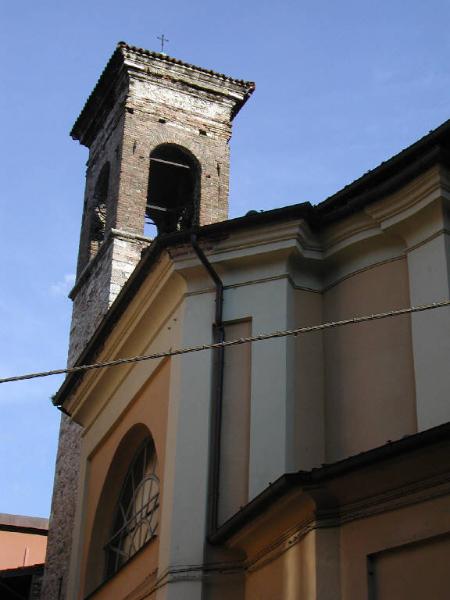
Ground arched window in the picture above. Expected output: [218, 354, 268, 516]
[84, 426, 160, 595]
[104, 438, 160, 577]
[90, 162, 110, 256]
[145, 144, 200, 237]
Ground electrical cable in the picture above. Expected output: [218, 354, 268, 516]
[0, 299, 449, 385]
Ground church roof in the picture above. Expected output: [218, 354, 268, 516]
[315, 115, 450, 224]
[0, 513, 48, 535]
[209, 420, 450, 544]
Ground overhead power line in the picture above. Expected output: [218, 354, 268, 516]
[0, 300, 449, 386]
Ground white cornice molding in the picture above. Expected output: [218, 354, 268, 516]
[171, 220, 322, 269]
[364, 165, 442, 230]
[321, 166, 444, 258]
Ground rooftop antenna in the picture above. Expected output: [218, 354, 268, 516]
[157, 34, 169, 54]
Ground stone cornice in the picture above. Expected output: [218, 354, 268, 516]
[69, 229, 150, 301]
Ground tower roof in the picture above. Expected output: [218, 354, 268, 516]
[116, 41, 255, 87]
[71, 42, 255, 145]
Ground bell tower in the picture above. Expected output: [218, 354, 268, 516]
[68, 41, 254, 364]
[42, 43, 254, 600]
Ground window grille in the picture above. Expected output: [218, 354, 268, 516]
[105, 439, 159, 576]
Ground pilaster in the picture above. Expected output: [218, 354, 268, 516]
[403, 198, 450, 429]
[155, 281, 215, 599]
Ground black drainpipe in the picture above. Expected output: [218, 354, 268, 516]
[190, 233, 224, 537]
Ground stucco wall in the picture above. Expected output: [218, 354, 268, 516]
[86, 542, 158, 600]
[340, 494, 450, 599]
[323, 257, 417, 462]
[239, 491, 450, 600]
[79, 358, 170, 598]
[293, 288, 325, 470]
[245, 531, 317, 600]
[372, 533, 450, 599]
[0, 530, 47, 570]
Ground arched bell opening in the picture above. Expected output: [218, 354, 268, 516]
[89, 162, 110, 257]
[145, 144, 200, 237]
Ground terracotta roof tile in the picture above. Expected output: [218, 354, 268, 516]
[117, 41, 255, 88]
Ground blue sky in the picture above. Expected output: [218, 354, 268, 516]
[1, 0, 450, 517]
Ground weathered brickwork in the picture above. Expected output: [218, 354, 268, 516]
[67, 233, 147, 366]
[75, 105, 127, 278]
[42, 42, 253, 599]
[40, 416, 80, 600]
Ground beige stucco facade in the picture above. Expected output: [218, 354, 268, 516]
[226, 432, 450, 600]
[79, 359, 170, 596]
[55, 160, 450, 599]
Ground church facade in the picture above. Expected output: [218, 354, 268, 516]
[42, 43, 450, 599]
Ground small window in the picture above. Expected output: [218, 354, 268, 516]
[145, 144, 200, 237]
[104, 438, 159, 576]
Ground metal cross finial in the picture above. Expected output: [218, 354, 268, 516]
[157, 34, 169, 54]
